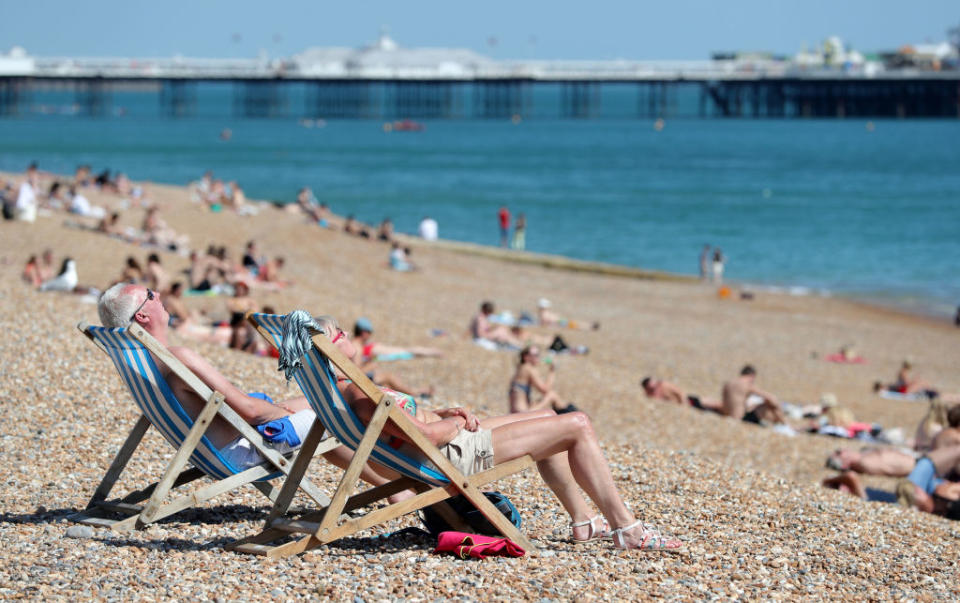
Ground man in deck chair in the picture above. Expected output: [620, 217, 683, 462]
[97, 283, 398, 488]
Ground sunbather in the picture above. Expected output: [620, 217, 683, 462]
[96, 284, 404, 494]
[352, 317, 442, 361]
[825, 447, 917, 477]
[895, 444, 960, 517]
[721, 365, 787, 425]
[641, 377, 723, 414]
[301, 314, 684, 551]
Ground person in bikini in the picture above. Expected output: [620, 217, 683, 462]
[95, 283, 409, 497]
[641, 377, 723, 414]
[508, 346, 576, 414]
[290, 313, 685, 552]
[352, 317, 443, 362]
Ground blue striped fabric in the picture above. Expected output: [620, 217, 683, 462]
[87, 326, 241, 479]
[253, 313, 449, 486]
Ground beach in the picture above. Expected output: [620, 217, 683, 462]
[1, 178, 959, 599]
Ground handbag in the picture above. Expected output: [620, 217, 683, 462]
[420, 491, 522, 536]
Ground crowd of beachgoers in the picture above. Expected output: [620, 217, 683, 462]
[4, 158, 960, 568]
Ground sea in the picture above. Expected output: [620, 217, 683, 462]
[1, 84, 958, 318]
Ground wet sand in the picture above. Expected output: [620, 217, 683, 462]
[1, 177, 958, 599]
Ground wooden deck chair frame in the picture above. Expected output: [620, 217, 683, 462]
[230, 312, 537, 558]
[71, 321, 340, 532]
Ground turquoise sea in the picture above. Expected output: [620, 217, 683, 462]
[1, 87, 958, 318]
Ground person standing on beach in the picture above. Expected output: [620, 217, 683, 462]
[498, 206, 511, 248]
[418, 216, 438, 241]
[512, 213, 526, 250]
[15, 162, 39, 223]
[699, 245, 711, 280]
[711, 248, 725, 284]
[721, 365, 787, 425]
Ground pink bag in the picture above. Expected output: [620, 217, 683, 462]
[434, 531, 526, 559]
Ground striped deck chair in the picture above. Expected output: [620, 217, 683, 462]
[70, 321, 338, 531]
[230, 312, 536, 558]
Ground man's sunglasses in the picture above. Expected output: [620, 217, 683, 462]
[130, 289, 155, 323]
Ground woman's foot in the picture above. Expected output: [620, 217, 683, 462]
[611, 520, 683, 553]
[570, 515, 608, 543]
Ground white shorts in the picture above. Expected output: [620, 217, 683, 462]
[220, 409, 317, 470]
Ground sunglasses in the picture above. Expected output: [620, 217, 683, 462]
[130, 289, 155, 323]
[331, 328, 345, 344]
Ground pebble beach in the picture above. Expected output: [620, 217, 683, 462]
[1, 179, 959, 600]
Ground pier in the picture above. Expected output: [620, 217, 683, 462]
[0, 37, 958, 119]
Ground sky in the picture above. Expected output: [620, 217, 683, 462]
[2, 0, 957, 61]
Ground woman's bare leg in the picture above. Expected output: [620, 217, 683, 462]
[490, 412, 635, 531]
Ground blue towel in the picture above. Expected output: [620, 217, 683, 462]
[256, 416, 302, 448]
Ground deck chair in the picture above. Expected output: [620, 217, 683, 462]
[70, 321, 340, 531]
[230, 312, 537, 558]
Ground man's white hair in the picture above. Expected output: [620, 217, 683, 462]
[98, 282, 138, 328]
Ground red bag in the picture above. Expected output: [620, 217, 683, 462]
[434, 531, 526, 559]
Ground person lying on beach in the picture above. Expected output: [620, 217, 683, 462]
[333, 323, 434, 399]
[721, 365, 788, 425]
[469, 301, 571, 352]
[352, 317, 442, 362]
[873, 360, 938, 398]
[508, 346, 578, 414]
[282, 313, 685, 551]
[895, 444, 960, 518]
[641, 377, 723, 414]
[825, 447, 918, 477]
[96, 283, 414, 499]
[470, 301, 526, 348]
[535, 298, 599, 331]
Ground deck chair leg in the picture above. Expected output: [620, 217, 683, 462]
[384, 406, 537, 551]
[139, 392, 224, 525]
[314, 396, 393, 538]
[87, 415, 152, 506]
[265, 419, 327, 523]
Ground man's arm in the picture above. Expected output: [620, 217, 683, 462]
[169, 346, 289, 425]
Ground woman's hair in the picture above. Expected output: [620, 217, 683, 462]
[519, 346, 538, 365]
[125, 256, 141, 269]
[147, 253, 160, 264]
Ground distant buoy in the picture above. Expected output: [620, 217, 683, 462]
[865, 121, 875, 132]
[653, 118, 665, 131]
[511, 114, 522, 124]
[220, 128, 232, 141]
[383, 122, 393, 132]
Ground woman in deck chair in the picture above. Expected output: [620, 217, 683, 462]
[304, 314, 684, 552]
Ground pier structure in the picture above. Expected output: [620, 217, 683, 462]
[0, 36, 958, 119]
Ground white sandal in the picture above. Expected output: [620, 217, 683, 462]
[569, 515, 609, 543]
[610, 520, 683, 552]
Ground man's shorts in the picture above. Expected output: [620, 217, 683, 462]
[906, 456, 944, 495]
[437, 428, 495, 477]
[221, 408, 316, 471]
[742, 408, 763, 424]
